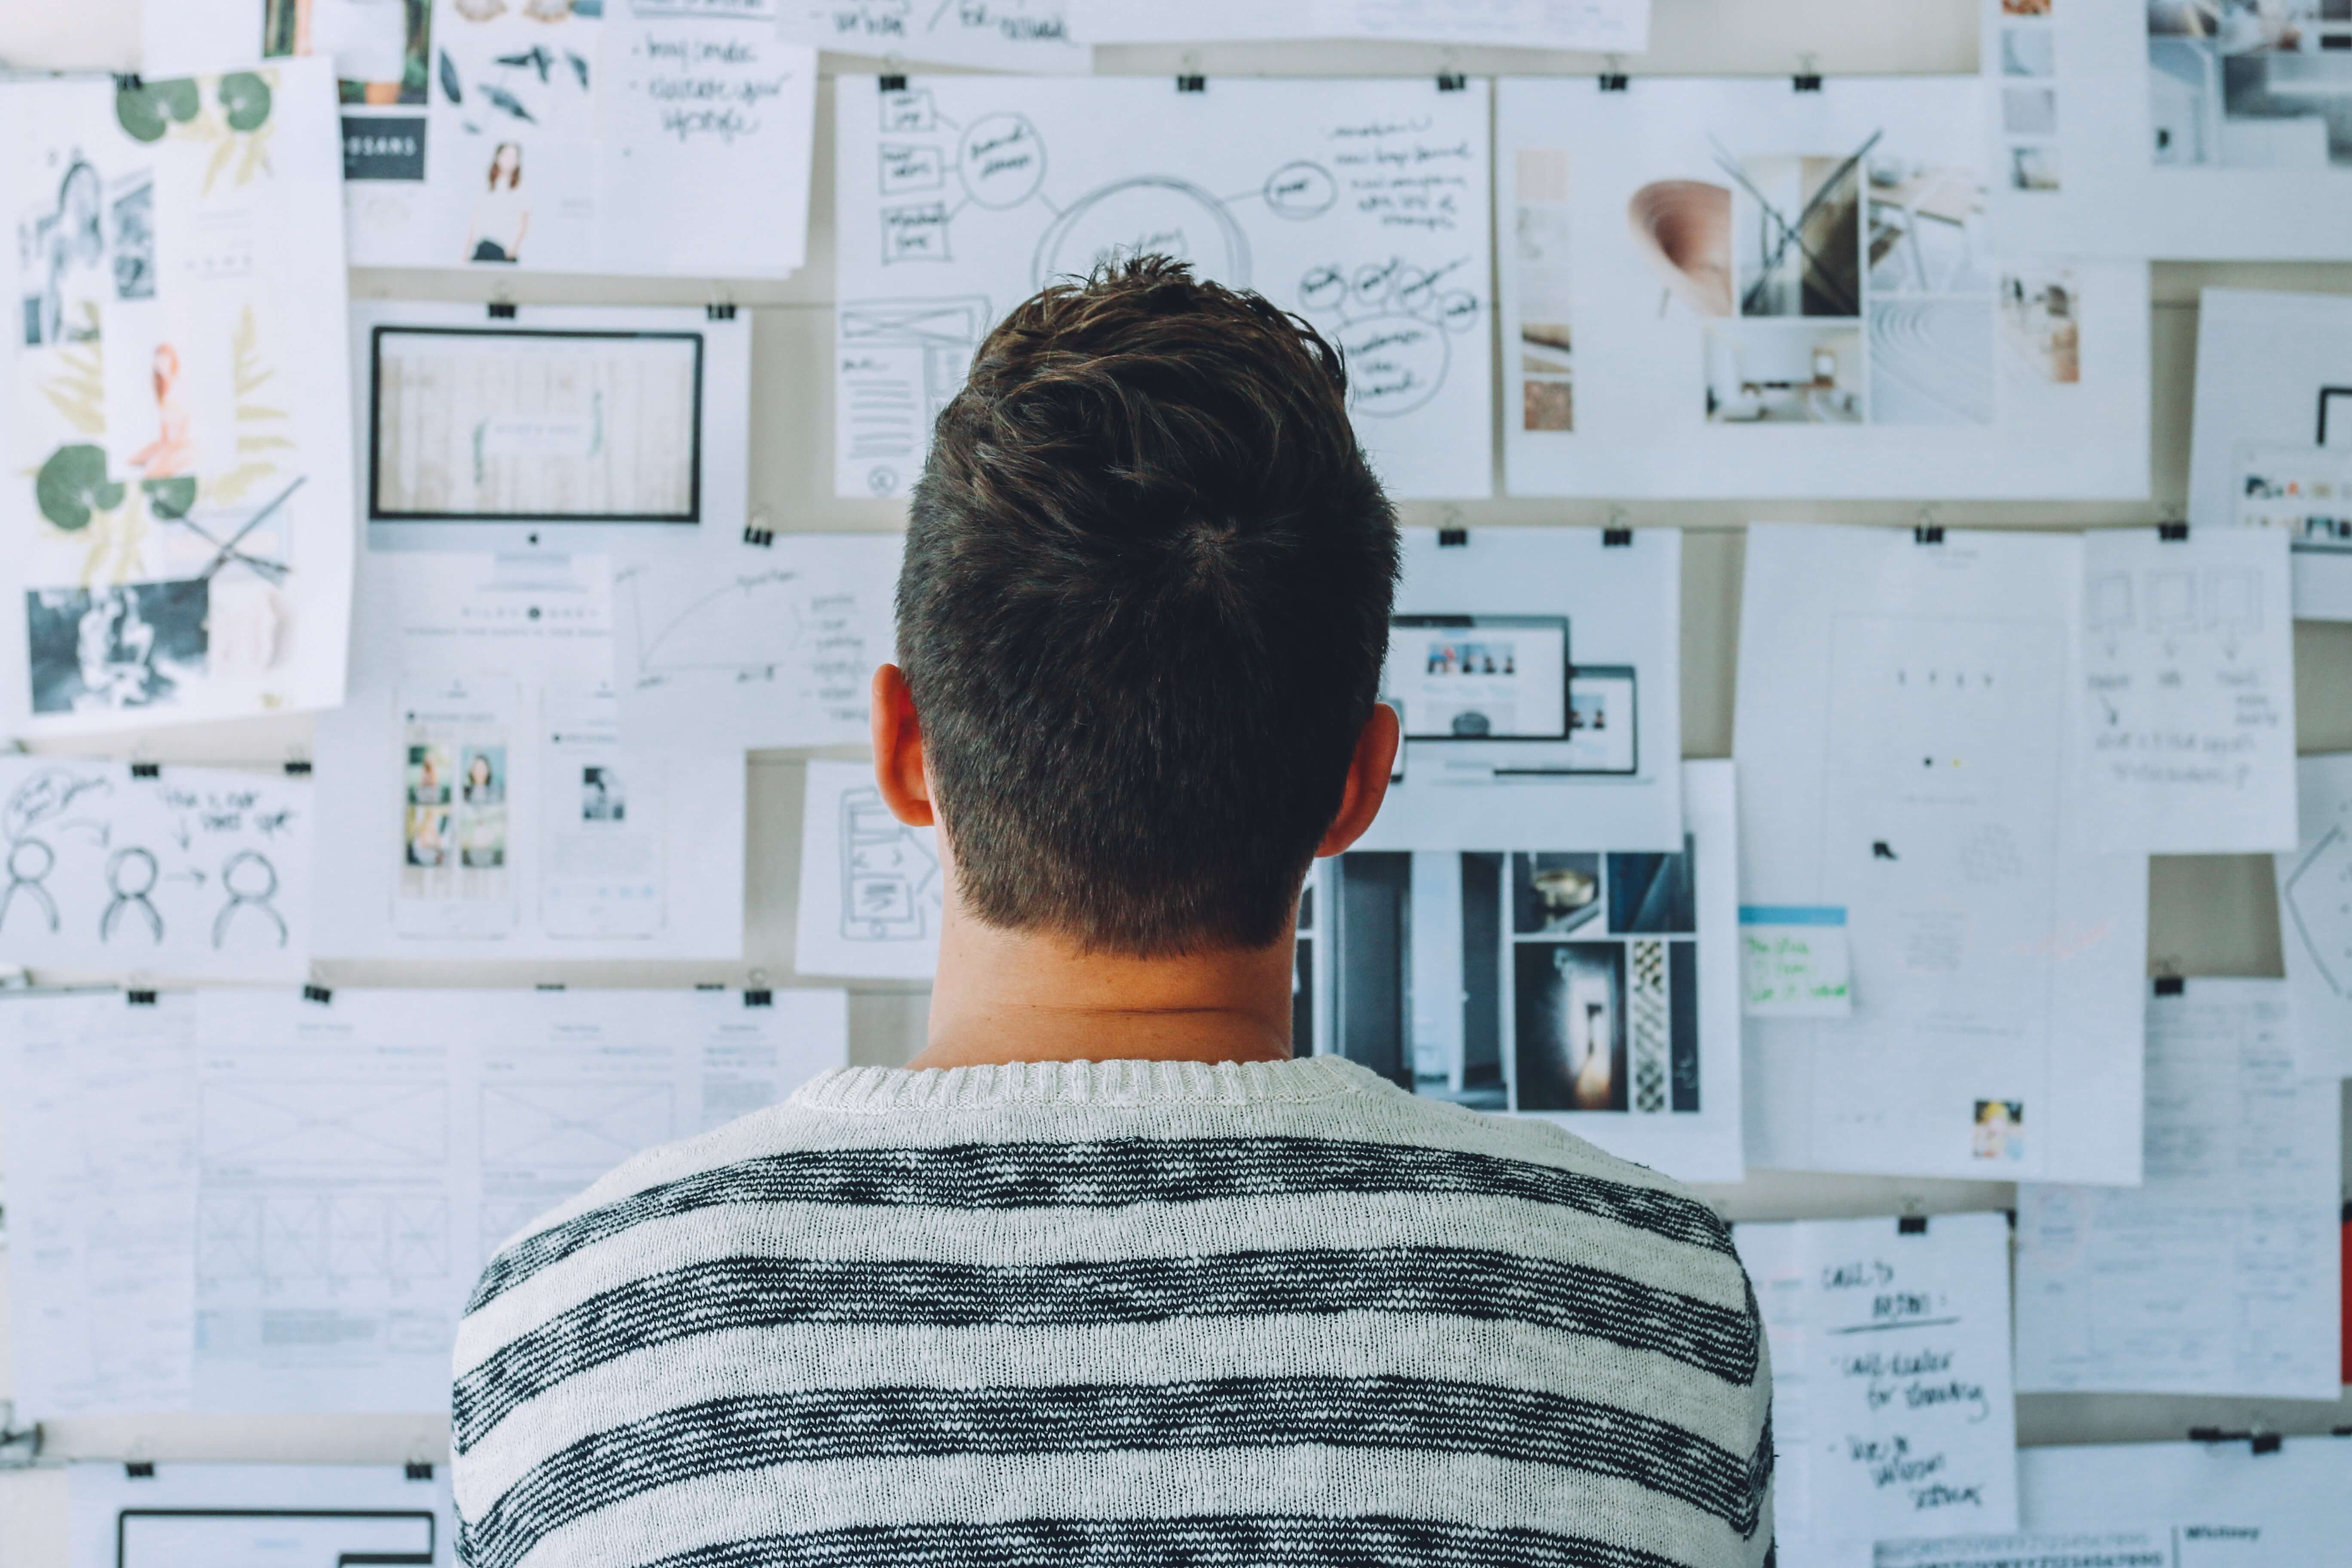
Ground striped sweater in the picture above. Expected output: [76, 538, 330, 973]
[452, 1055, 1773, 1568]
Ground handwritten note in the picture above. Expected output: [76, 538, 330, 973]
[1741, 904, 1853, 1017]
[783, 1, 1084, 71]
[2080, 527, 2297, 853]
[1737, 1213, 2019, 1559]
[597, 6, 816, 275]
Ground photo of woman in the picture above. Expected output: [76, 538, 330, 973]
[467, 142, 528, 263]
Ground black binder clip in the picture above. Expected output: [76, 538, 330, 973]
[114, 73, 144, 93]
[1603, 527, 1633, 547]
[879, 73, 907, 92]
[1896, 1215, 1929, 1235]
[707, 303, 736, 321]
[487, 301, 518, 320]
[284, 759, 312, 776]
[130, 760, 162, 778]
[2154, 975, 2185, 996]
[1176, 74, 1206, 93]
[1913, 524, 1944, 545]
[2157, 521, 2189, 541]
[1599, 71, 1629, 92]
[742, 523, 775, 548]
[406, 1461, 435, 1481]
[127, 990, 158, 1007]
[303, 984, 333, 1005]
[125, 1461, 155, 1479]
[1793, 72, 1823, 92]
[1437, 527, 1468, 548]
[1437, 72, 1467, 92]
[744, 989, 774, 1008]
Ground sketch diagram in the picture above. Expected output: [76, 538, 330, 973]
[481, 1080, 674, 1170]
[198, 1192, 450, 1283]
[840, 784, 941, 941]
[201, 1081, 449, 1168]
[837, 76, 1494, 499]
[0, 757, 312, 979]
[796, 758, 943, 978]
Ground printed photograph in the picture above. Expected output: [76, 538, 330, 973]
[2000, 269, 2082, 384]
[1972, 1098, 2026, 1161]
[2002, 27, 2058, 76]
[25, 579, 208, 715]
[1870, 299, 1997, 424]
[461, 744, 505, 805]
[2009, 144, 2063, 191]
[1513, 852, 1602, 935]
[1607, 840, 1697, 934]
[264, 0, 433, 104]
[404, 802, 451, 868]
[1515, 940, 1628, 1112]
[1516, 147, 1576, 430]
[406, 741, 454, 805]
[2003, 0, 2052, 13]
[1703, 322, 1865, 423]
[2004, 85, 2059, 138]
[582, 763, 625, 821]
[1732, 153, 1863, 317]
[2150, 0, 2352, 168]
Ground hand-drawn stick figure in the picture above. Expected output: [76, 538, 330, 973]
[101, 845, 164, 942]
[0, 838, 60, 933]
[213, 850, 287, 949]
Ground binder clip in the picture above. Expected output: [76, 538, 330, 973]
[707, 302, 737, 322]
[1603, 528, 1634, 547]
[130, 761, 162, 778]
[1793, 56, 1823, 92]
[0, 1405, 40, 1471]
[743, 522, 775, 548]
[1912, 524, 1944, 545]
[2157, 521, 2189, 541]
[879, 73, 908, 92]
[1176, 74, 1206, 93]
[744, 989, 775, 1008]
[1896, 1215, 1929, 1235]
[406, 1461, 435, 1481]
[125, 1461, 156, 1479]
[2153, 975, 2185, 996]
[487, 301, 518, 320]
[127, 990, 159, 1007]
[303, 984, 334, 1005]
[1437, 72, 1467, 92]
[284, 759, 313, 776]
[1599, 56, 1629, 92]
[114, 74, 145, 93]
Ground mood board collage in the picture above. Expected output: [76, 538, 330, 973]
[2, 0, 2351, 1563]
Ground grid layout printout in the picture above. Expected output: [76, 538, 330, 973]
[1983, 0, 2352, 260]
[833, 75, 1494, 501]
[2015, 980, 2343, 1402]
[1495, 76, 2150, 499]
[70, 1461, 458, 1568]
[0, 63, 357, 735]
[1312, 760, 1743, 1183]
[1736, 524, 2148, 1185]
[146, 0, 820, 276]
[0, 986, 849, 1417]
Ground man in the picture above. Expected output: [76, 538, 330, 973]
[452, 258, 1773, 1568]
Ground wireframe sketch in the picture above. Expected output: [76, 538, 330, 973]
[481, 1081, 674, 1168]
[202, 1079, 450, 1166]
[198, 1191, 450, 1282]
[840, 784, 940, 940]
[2150, 0, 2352, 170]
[837, 77, 1493, 499]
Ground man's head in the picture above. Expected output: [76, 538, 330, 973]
[887, 257, 1399, 956]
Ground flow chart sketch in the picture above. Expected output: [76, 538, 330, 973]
[1737, 524, 2147, 1185]
[1074, 0, 1651, 50]
[2277, 751, 2352, 1079]
[1320, 761, 1743, 1183]
[613, 530, 900, 749]
[2188, 288, 2352, 619]
[1984, 0, 2352, 259]
[1497, 75, 2150, 499]
[834, 75, 1494, 500]
[69, 1461, 456, 1568]
[0, 63, 358, 735]
[0, 757, 312, 982]
[1354, 527, 1682, 852]
[2077, 526, 2297, 853]
[783, 0, 1085, 70]
[795, 757, 943, 979]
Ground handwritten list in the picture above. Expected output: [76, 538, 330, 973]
[1736, 1213, 2019, 1559]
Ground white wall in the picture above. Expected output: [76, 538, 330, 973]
[2, 1, 2349, 1560]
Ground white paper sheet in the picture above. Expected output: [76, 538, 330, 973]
[1494, 77, 2150, 500]
[1736, 523, 2148, 1185]
[795, 756, 941, 980]
[301, 0, 815, 274]
[2078, 527, 2297, 854]
[1736, 1213, 2019, 1562]
[0, 757, 311, 981]
[782, 1, 1085, 70]
[2187, 288, 2352, 621]
[312, 551, 746, 961]
[1313, 760, 1743, 1182]
[833, 74, 1494, 501]
[0, 990, 199, 1418]
[1881, 1433, 2352, 1567]
[0, 62, 356, 736]
[2015, 979, 2342, 1401]
[70, 1460, 457, 1568]
[1355, 526, 1682, 851]
[1074, 0, 1649, 50]
[613, 531, 899, 749]
[2275, 751, 2352, 1081]
[1983, 0, 2352, 261]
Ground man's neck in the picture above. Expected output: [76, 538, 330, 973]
[907, 903, 1296, 1070]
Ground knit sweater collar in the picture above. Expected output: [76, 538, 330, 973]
[793, 1054, 1384, 1112]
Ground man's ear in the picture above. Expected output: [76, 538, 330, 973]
[870, 663, 935, 827]
[1316, 701, 1400, 857]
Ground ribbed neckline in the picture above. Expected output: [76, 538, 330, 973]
[793, 1054, 1384, 1112]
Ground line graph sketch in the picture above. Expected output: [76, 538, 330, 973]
[200, 1081, 450, 1167]
[836, 76, 1493, 499]
[480, 1080, 674, 1170]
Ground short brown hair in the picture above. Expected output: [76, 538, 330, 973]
[897, 257, 1398, 955]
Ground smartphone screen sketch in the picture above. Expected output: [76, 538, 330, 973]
[395, 674, 519, 938]
[540, 679, 665, 940]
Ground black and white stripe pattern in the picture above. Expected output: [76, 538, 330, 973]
[452, 1057, 1773, 1568]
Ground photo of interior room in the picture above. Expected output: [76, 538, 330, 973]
[2150, 0, 2352, 168]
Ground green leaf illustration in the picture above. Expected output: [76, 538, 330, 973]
[156, 78, 201, 121]
[219, 72, 273, 132]
[115, 78, 200, 141]
[35, 445, 125, 532]
[142, 475, 198, 520]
